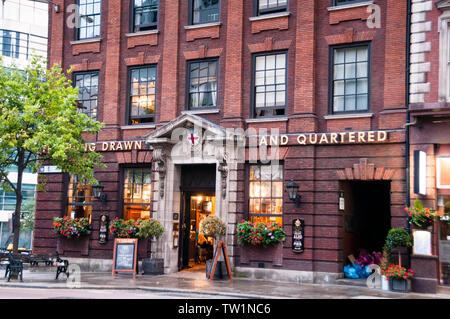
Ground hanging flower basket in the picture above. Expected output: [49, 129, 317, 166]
[405, 199, 436, 229]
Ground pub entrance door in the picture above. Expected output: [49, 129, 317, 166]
[341, 181, 391, 266]
[178, 164, 216, 271]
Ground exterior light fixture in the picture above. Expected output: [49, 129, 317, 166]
[286, 179, 301, 207]
[92, 184, 107, 203]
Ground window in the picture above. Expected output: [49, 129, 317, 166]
[123, 168, 152, 220]
[249, 164, 283, 226]
[128, 65, 157, 125]
[75, 0, 101, 40]
[253, 52, 287, 118]
[256, 0, 288, 15]
[333, 0, 367, 6]
[190, 0, 220, 25]
[0, 30, 20, 58]
[0, 184, 35, 212]
[187, 59, 218, 110]
[67, 175, 92, 223]
[132, 0, 158, 32]
[331, 44, 370, 113]
[74, 71, 99, 120]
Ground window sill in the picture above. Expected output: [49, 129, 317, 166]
[324, 113, 373, 120]
[125, 30, 159, 37]
[246, 117, 289, 123]
[121, 124, 156, 130]
[182, 109, 220, 115]
[249, 12, 290, 22]
[327, 1, 373, 12]
[184, 22, 221, 30]
[70, 38, 102, 45]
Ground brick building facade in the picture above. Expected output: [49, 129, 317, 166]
[34, 0, 409, 284]
[407, 0, 450, 293]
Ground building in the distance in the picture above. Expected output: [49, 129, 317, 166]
[35, 0, 411, 287]
[407, 0, 450, 293]
[0, 0, 48, 250]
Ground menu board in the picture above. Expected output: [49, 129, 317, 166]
[292, 218, 305, 253]
[112, 238, 138, 278]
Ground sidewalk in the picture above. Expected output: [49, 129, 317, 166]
[1, 268, 449, 299]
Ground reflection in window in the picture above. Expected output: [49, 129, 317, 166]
[123, 168, 152, 220]
[133, 0, 158, 32]
[67, 175, 92, 223]
[188, 59, 218, 109]
[332, 45, 369, 113]
[191, 0, 220, 25]
[249, 164, 283, 226]
[74, 71, 99, 120]
[129, 65, 157, 125]
[257, 0, 287, 15]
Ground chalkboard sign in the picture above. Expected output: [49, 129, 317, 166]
[112, 238, 138, 279]
[292, 218, 305, 253]
[207, 241, 233, 282]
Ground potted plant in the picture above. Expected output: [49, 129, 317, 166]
[385, 228, 412, 267]
[405, 199, 436, 229]
[236, 220, 286, 266]
[381, 264, 415, 293]
[200, 215, 227, 279]
[138, 218, 165, 275]
[379, 244, 393, 291]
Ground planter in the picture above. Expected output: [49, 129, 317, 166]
[56, 235, 90, 256]
[381, 275, 390, 291]
[240, 243, 283, 267]
[142, 258, 164, 275]
[389, 278, 409, 293]
[206, 259, 228, 280]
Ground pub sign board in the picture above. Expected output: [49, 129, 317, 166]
[112, 238, 138, 279]
[292, 218, 305, 253]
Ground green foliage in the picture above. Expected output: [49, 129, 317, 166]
[138, 218, 164, 240]
[0, 56, 105, 188]
[109, 218, 140, 238]
[385, 228, 412, 250]
[414, 199, 424, 210]
[379, 244, 393, 271]
[405, 199, 436, 229]
[236, 220, 286, 247]
[52, 217, 91, 239]
[199, 215, 226, 239]
[20, 199, 35, 232]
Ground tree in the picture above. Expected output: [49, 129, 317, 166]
[0, 56, 105, 254]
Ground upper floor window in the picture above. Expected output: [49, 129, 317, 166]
[75, 0, 101, 40]
[253, 52, 287, 118]
[256, 0, 288, 15]
[333, 0, 367, 6]
[123, 167, 152, 221]
[330, 44, 370, 113]
[128, 65, 157, 125]
[0, 30, 20, 58]
[187, 59, 218, 110]
[190, 0, 220, 25]
[249, 164, 283, 226]
[74, 71, 99, 120]
[132, 0, 158, 32]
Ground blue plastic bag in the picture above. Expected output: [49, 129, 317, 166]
[344, 265, 359, 279]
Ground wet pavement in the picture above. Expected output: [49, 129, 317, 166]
[0, 268, 449, 299]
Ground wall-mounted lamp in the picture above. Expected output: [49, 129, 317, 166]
[54, 4, 60, 13]
[92, 184, 107, 203]
[286, 179, 301, 207]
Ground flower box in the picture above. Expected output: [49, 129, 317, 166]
[389, 278, 409, 293]
[240, 243, 283, 267]
[56, 235, 90, 256]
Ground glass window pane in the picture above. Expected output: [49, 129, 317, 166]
[255, 56, 265, 71]
[345, 48, 356, 63]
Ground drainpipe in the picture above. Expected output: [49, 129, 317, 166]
[405, 0, 412, 267]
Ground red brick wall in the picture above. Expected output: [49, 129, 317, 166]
[37, 0, 408, 273]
